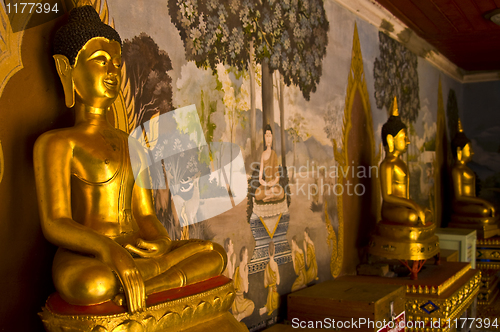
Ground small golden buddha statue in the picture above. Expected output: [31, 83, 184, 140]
[379, 99, 430, 226]
[369, 97, 439, 278]
[34, 5, 226, 315]
[448, 119, 498, 238]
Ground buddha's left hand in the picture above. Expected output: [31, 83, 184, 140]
[125, 238, 172, 258]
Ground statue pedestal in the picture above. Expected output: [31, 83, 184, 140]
[449, 215, 500, 239]
[369, 223, 440, 261]
[342, 262, 480, 331]
[39, 276, 248, 332]
[369, 222, 440, 279]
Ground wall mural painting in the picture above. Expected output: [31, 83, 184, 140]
[108, 0, 334, 328]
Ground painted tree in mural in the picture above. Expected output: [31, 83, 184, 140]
[218, 65, 248, 185]
[174, 63, 227, 168]
[373, 31, 420, 123]
[323, 98, 344, 154]
[122, 33, 176, 235]
[287, 112, 310, 180]
[122, 33, 173, 130]
[167, 0, 329, 165]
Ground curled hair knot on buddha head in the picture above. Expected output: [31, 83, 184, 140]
[381, 97, 407, 147]
[53, 5, 122, 66]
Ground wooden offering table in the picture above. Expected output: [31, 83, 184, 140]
[288, 278, 405, 332]
[343, 262, 480, 332]
[288, 262, 480, 332]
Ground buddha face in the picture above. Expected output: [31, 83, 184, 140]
[392, 128, 410, 154]
[265, 130, 273, 148]
[459, 143, 474, 162]
[72, 37, 122, 108]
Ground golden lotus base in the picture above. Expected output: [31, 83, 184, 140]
[369, 234, 440, 261]
[39, 277, 248, 332]
[345, 262, 481, 332]
[449, 215, 500, 239]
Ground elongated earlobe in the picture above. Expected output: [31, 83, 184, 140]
[457, 147, 462, 161]
[387, 134, 394, 153]
[53, 54, 75, 108]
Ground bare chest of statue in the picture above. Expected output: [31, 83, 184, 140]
[391, 160, 408, 198]
[460, 166, 476, 197]
[70, 128, 139, 240]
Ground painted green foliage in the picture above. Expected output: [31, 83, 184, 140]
[167, 0, 329, 101]
[374, 31, 420, 123]
[122, 33, 173, 128]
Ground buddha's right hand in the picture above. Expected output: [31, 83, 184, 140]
[415, 205, 426, 224]
[99, 241, 146, 313]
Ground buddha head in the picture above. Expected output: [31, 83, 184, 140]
[53, 5, 122, 108]
[264, 124, 273, 149]
[452, 119, 473, 163]
[382, 97, 409, 155]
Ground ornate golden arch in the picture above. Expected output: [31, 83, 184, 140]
[0, 1, 43, 97]
[330, 23, 380, 277]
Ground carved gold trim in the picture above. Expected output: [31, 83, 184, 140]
[405, 270, 481, 331]
[477, 262, 500, 270]
[477, 249, 500, 261]
[478, 286, 499, 306]
[40, 280, 237, 332]
[405, 263, 470, 296]
[477, 237, 500, 246]
[330, 22, 378, 278]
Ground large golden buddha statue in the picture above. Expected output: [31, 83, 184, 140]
[448, 119, 498, 238]
[34, 5, 229, 326]
[369, 97, 439, 279]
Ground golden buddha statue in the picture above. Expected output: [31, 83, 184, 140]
[369, 97, 439, 279]
[448, 119, 498, 238]
[33, 5, 226, 317]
